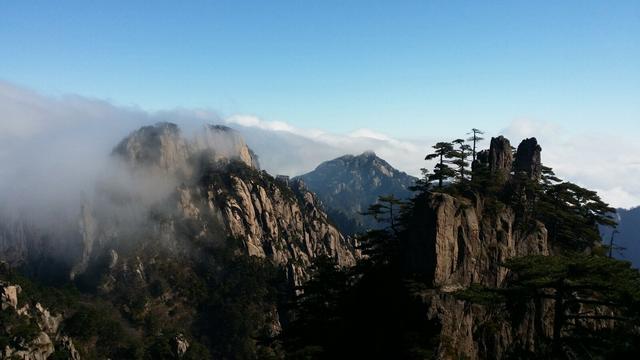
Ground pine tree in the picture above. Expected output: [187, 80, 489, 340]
[425, 142, 456, 188]
[451, 138, 472, 182]
[363, 195, 405, 237]
[535, 171, 617, 250]
[459, 254, 640, 357]
[466, 128, 484, 161]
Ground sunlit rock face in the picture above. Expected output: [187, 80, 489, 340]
[99, 123, 355, 282]
[404, 137, 553, 360]
[0, 122, 357, 289]
[112, 122, 259, 176]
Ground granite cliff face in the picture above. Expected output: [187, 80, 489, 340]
[71, 122, 357, 286]
[404, 137, 551, 359]
[296, 151, 417, 235]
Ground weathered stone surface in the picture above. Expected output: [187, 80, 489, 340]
[1, 282, 81, 360]
[35, 302, 63, 334]
[1, 283, 20, 310]
[405, 193, 548, 289]
[59, 336, 81, 360]
[113, 122, 192, 174]
[71, 124, 358, 287]
[401, 136, 558, 359]
[488, 136, 513, 182]
[3, 332, 55, 360]
[206, 174, 358, 285]
[404, 135, 552, 359]
[406, 191, 550, 359]
[514, 137, 542, 181]
[113, 122, 259, 175]
[175, 333, 190, 358]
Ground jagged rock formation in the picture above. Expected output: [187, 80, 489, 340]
[488, 136, 513, 183]
[1, 281, 80, 360]
[74, 122, 357, 285]
[295, 151, 417, 235]
[404, 137, 553, 359]
[514, 137, 542, 181]
[0, 122, 359, 357]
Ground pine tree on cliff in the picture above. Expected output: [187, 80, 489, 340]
[362, 195, 405, 236]
[467, 128, 484, 161]
[535, 167, 617, 250]
[459, 254, 640, 357]
[425, 142, 456, 188]
[451, 138, 472, 182]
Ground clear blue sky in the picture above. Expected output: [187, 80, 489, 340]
[1, 0, 638, 137]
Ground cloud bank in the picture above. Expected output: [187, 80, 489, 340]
[0, 81, 638, 211]
[502, 119, 640, 209]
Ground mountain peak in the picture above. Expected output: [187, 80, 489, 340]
[295, 153, 417, 235]
[112, 122, 259, 174]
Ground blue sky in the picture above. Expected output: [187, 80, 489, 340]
[1, 0, 638, 138]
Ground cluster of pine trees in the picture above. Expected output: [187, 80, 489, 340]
[423, 128, 484, 187]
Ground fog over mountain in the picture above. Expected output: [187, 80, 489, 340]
[1, 81, 638, 212]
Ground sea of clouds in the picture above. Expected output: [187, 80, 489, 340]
[1, 80, 638, 216]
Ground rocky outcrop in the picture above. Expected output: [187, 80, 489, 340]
[406, 192, 548, 289]
[113, 122, 259, 175]
[488, 136, 513, 183]
[1, 283, 20, 310]
[113, 122, 192, 175]
[404, 136, 554, 359]
[405, 191, 550, 358]
[1, 281, 80, 360]
[514, 137, 542, 181]
[71, 123, 358, 287]
[175, 333, 190, 358]
[194, 167, 358, 285]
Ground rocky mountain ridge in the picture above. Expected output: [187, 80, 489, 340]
[1, 122, 358, 285]
[295, 151, 417, 235]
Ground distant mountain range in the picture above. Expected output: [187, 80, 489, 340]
[295, 151, 417, 235]
[602, 207, 640, 268]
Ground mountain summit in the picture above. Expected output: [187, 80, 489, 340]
[295, 151, 417, 234]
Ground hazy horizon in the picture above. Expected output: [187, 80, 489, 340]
[2, 1, 639, 208]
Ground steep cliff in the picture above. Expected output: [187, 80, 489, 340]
[402, 137, 553, 359]
[73, 122, 357, 286]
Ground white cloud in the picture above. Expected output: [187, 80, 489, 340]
[223, 114, 434, 177]
[503, 119, 640, 209]
[1, 81, 638, 210]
